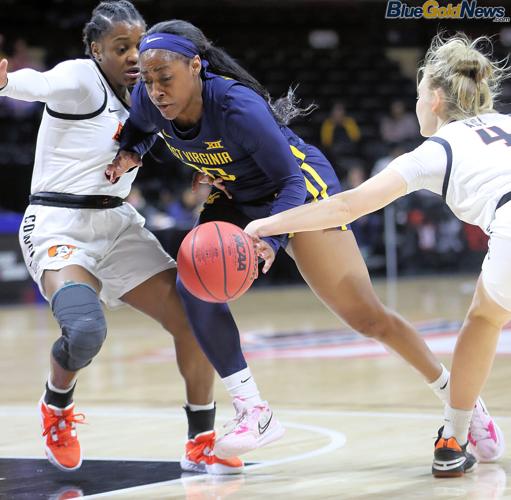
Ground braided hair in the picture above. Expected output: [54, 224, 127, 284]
[83, 0, 145, 57]
[147, 20, 315, 126]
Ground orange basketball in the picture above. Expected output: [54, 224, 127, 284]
[177, 221, 258, 302]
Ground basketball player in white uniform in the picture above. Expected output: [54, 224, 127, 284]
[0, 0, 242, 475]
[245, 34, 510, 477]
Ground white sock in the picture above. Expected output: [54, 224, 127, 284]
[186, 401, 215, 412]
[47, 375, 76, 393]
[427, 364, 450, 405]
[442, 404, 473, 444]
[221, 367, 263, 406]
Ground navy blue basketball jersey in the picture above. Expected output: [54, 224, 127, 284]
[121, 72, 344, 251]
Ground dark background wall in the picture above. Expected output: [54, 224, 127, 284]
[0, 0, 509, 301]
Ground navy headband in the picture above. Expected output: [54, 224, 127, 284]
[139, 33, 200, 58]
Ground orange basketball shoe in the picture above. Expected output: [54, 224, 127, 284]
[180, 430, 244, 475]
[39, 398, 85, 471]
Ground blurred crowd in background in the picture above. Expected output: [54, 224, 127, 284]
[0, 0, 509, 302]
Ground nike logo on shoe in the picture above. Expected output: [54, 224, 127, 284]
[241, 377, 252, 383]
[440, 380, 448, 390]
[258, 412, 272, 435]
[108, 107, 120, 113]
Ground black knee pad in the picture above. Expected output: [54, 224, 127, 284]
[51, 283, 107, 371]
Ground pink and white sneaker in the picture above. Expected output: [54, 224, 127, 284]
[468, 398, 505, 462]
[214, 397, 285, 459]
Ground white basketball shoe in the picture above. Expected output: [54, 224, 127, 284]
[214, 397, 285, 459]
[468, 398, 505, 462]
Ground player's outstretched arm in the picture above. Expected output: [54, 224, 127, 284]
[0, 59, 8, 89]
[0, 59, 98, 105]
[245, 168, 407, 237]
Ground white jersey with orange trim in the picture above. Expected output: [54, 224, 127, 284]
[388, 112, 511, 234]
[0, 58, 138, 197]
[1, 59, 175, 308]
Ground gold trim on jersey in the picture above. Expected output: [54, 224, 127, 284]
[205, 192, 222, 205]
[300, 162, 328, 200]
[290, 145, 347, 231]
[290, 145, 328, 201]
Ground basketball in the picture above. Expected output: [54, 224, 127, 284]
[177, 221, 258, 303]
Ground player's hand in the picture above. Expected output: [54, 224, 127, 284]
[191, 172, 210, 192]
[245, 221, 275, 273]
[253, 238, 275, 274]
[0, 59, 8, 89]
[105, 150, 142, 184]
[191, 172, 232, 199]
[244, 220, 265, 238]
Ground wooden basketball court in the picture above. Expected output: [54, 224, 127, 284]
[1, 275, 509, 498]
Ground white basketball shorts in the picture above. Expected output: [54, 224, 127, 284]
[481, 202, 511, 312]
[19, 202, 175, 308]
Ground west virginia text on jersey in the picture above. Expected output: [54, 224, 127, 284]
[125, 72, 344, 210]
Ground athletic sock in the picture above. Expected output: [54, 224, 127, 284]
[44, 378, 76, 408]
[428, 364, 450, 405]
[442, 404, 473, 445]
[222, 367, 263, 406]
[184, 402, 216, 439]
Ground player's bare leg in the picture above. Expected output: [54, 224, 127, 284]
[122, 268, 243, 474]
[121, 268, 215, 405]
[38, 265, 100, 471]
[433, 279, 510, 476]
[289, 228, 504, 462]
[289, 229, 441, 381]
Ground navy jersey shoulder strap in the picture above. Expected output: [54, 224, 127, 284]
[45, 79, 108, 121]
[427, 136, 453, 200]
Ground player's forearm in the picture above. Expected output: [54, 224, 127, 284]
[251, 165, 407, 237]
[270, 173, 307, 213]
[119, 118, 157, 157]
[255, 193, 353, 236]
[0, 69, 51, 101]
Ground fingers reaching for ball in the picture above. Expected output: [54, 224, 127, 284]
[253, 239, 275, 274]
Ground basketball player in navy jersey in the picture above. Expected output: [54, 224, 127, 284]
[106, 20, 503, 462]
[0, 2, 241, 475]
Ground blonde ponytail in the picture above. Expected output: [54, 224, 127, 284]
[420, 33, 510, 121]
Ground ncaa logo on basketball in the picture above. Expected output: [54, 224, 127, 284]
[177, 221, 256, 302]
[204, 139, 224, 150]
[233, 234, 247, 271]
[48, 244, 77, 260]
[385, 0, 509, 21]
